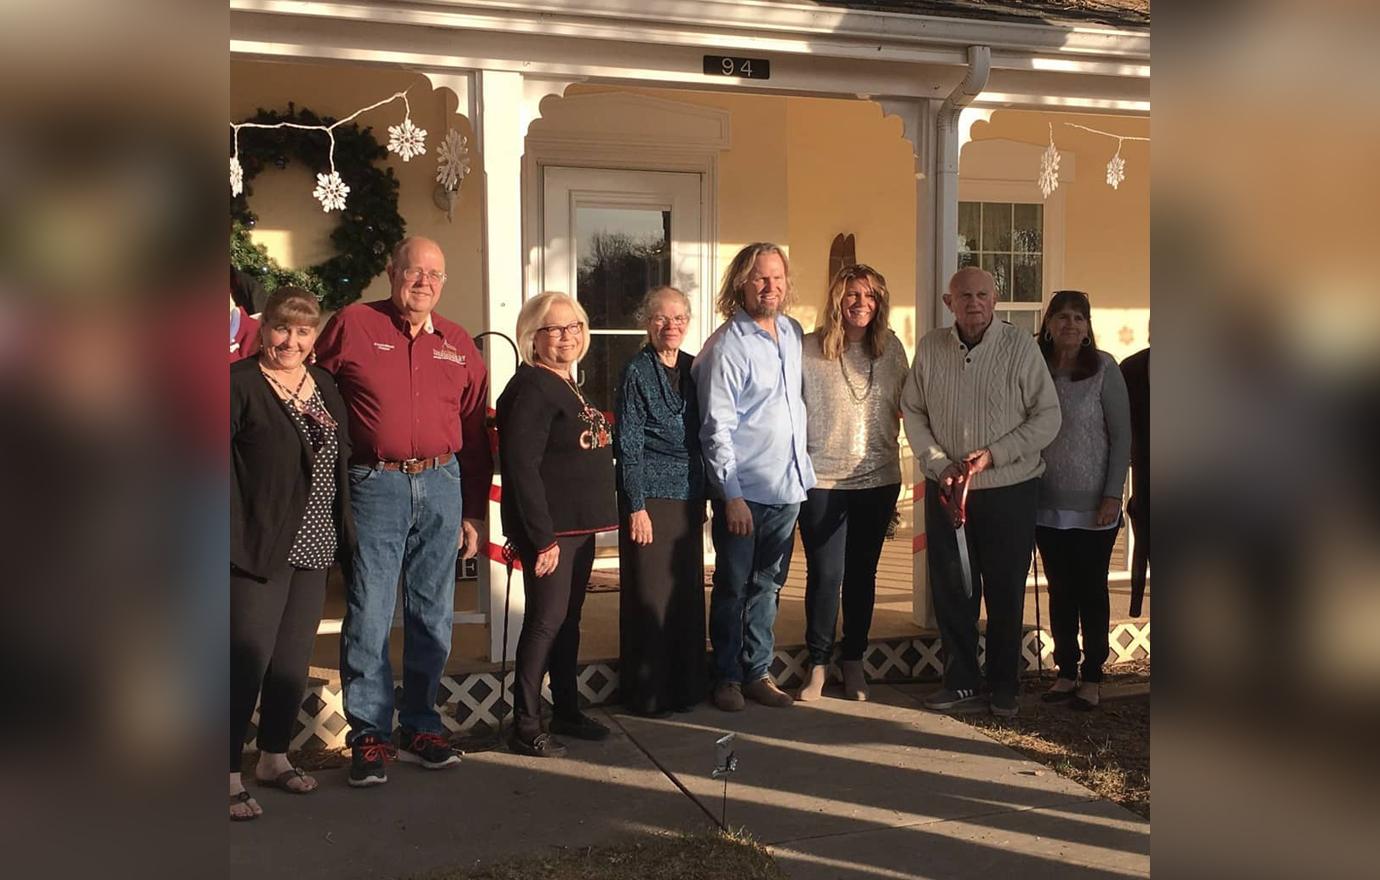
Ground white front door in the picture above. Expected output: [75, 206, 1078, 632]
[542, 166, 705, 416]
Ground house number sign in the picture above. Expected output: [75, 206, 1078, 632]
[704, 55, 771, 79]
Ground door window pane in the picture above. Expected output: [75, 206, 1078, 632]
[981, 253, 1012, 301]
[577, 333, 648, 417]
[576, 207, 671, 330]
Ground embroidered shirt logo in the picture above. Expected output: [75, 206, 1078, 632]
[433, 342, 465, 365]
[373, 342, 395, 352]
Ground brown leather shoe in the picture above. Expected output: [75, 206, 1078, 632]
[743, 676, 794, 708]
[713, 681, 746, 712]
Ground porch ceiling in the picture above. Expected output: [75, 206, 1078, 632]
[230, 0, 1148, 114]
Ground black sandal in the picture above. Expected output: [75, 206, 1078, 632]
[256, 766, 317, 794]
[230, 789, 261, 821]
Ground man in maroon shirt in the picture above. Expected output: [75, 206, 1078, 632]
[315, 236, 493, 786]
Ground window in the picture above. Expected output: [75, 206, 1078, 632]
[958, 201, 1044, 335]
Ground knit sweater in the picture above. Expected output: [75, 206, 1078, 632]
[901, 320, 1061, 490]
[801, 330, 909, 490]
[1038, 351, 1132, 511]
[614, 345, 706, 511]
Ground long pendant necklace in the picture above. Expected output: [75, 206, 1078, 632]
[261, 366, 337, 431]
[546, 366, 612, 450]
[839, 347, 875, 403]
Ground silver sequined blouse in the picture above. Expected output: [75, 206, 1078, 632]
[801, 330, 909, 490]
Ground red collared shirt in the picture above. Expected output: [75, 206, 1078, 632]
[315, 299, 493, 520]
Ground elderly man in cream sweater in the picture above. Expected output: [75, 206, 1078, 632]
[902, 266, 1061, 718]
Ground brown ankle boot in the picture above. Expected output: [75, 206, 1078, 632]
[796, 665, 827, 702]
[840, 660, 868, 701]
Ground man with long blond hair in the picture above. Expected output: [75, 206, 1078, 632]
[692, 242, 815, 711]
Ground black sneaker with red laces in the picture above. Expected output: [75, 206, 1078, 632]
[349, 733, 395, 788]
[398, 728, 463, 769]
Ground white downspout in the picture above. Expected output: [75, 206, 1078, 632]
[933, 46, 991, 328]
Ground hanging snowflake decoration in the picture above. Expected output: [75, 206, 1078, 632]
[1038, 126, 1061, 199]
[312, 171, 350, 212]
[434, 128, 471, 192]
[229, 155, 244, 197]
[387, 117, 428, 162]
[1106, 148, 1126, 190]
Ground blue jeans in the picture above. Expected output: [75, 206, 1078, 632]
[341, 458, 463, 742]
[709, 499, 801, 683]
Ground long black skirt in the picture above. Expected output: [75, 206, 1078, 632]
[618, 497, 708, 714]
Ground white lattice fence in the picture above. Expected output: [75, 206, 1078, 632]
[246, 621, 1150, 750]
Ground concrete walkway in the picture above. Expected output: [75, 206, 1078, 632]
[231, 685, 1149, 880]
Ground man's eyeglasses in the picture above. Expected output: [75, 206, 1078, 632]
[538, 321, 585, 338]
[401, 268, 448, 284]
[650, 315, 690, 328]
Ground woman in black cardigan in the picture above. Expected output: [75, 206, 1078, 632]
[497, 291, 618, 758]
[230, 287, 355, 819]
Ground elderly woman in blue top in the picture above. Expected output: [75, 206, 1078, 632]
[693, 243, 816, 712]
[614, 286, 708, 717]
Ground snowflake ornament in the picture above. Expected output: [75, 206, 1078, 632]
[1106, 150, 1126, 190]
[229, 155, 244, 197]
[312, 171, 350, 212]
[1038, 130, 1061, 200]
[434, 128, 471, 192]
[387, 117, 428, 162]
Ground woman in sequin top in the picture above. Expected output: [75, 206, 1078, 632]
[797, 265, 909, 702]
[230, 286, 355, 819]
[614, 286, 708, 717]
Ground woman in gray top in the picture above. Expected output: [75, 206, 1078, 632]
[1035, 290, 1131, 710]
[797, 264, 910, 702]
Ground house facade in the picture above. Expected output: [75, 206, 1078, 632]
[231, 0, 1149, 670]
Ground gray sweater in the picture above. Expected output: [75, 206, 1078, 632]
[1038, 351, 1132, 511]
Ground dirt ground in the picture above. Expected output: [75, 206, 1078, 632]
[411, 830, 784, 880]
[966, 660, 1150, 818]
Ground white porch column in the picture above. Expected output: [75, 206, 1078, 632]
[476, 69, 527, 662]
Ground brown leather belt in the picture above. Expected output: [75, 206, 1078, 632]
[376, 453, 453, 475]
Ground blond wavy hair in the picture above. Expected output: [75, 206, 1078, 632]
[817, 263, 892, 360]
[515, 291, 591, 367]
[715, 242, 795, 321]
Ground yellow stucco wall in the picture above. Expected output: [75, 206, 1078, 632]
[230, 64, 1148, 360]
[967, 110, 1151, 360]
[230, 60, 485, 331]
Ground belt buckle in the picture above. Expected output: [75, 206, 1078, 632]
[400, 458, 424, 475]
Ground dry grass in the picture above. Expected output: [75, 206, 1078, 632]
[411, 829, 785, 880]
[968, 660, 1150, 818]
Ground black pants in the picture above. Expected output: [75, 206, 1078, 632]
[1036, 522, 1121, 682]
[799, 483, 901, 664]
[618, 498, 708, 714]
[925, 478, 1037, 699]
[513, 534, 596, 739]
[230, 565, 327, 769]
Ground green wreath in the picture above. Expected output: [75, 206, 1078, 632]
[231, 102, 406, 311]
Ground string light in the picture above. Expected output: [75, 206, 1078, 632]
[230, 90, 425, 211]
[1036, 121, 1150, 197]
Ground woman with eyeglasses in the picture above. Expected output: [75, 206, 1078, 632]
[613, 286, 708, 717]
[796, 264, 909, 703]
[1035, 290, 1131, 711]
[230, 286, 355, 819]
[497, 291, 619, 757]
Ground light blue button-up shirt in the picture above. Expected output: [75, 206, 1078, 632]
[692, 308, 816, 505]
